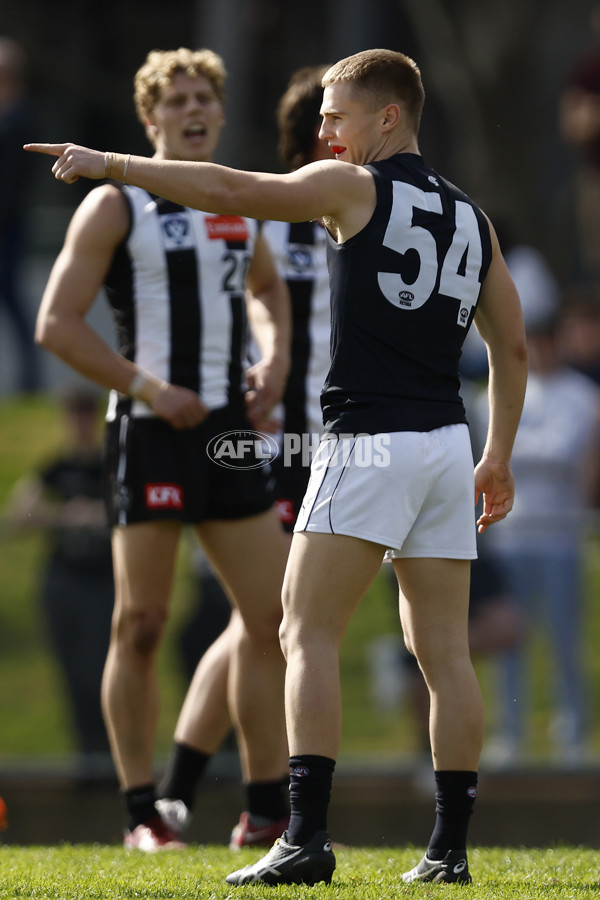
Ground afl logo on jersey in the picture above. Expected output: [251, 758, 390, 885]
[161, 213, 194, 250]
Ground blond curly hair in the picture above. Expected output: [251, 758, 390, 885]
[134, 47, 227, 124]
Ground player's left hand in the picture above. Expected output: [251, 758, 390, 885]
[24, 142, 105, 183]
[474, 457, 515, 533]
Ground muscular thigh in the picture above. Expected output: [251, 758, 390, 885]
[194, 508, 289, 630]
[393, 557, 471, 665]
[112, 520, 182, 615]
[282, 531, 385, 648]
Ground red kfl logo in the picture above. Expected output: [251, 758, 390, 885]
[205, 215, 250, 241]
[145, 483, 184, 509]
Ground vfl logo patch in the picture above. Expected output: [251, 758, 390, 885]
[145, 483, 184, 509]
[205, 215, 249, 242]
[287, 244, 313, 277]
[161, 212, 193, 249]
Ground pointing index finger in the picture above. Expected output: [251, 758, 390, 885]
[23, 143, 68, 157]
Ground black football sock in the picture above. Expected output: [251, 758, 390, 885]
[157, 741, 211, 811]
[427, 770, 478, 859]
[286, 754, 335, 845]
[124, 783, 157, 831]
[245, 776, 289, 821]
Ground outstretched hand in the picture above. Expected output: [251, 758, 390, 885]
[24, 143, 106, 183]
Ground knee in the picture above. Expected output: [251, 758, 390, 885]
[278, 613, 293, 662]
[403, 632, 416, 659]
[239, 605, 283, 650]
[278, 609, 327, 663]
[113, 607, 168, 657]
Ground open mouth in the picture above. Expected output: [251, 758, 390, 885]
[184, 124, 207, 138]
[331, 145, 346, 155]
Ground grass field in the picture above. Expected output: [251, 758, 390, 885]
[1, 843, 599, 899]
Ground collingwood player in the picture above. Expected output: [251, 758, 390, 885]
[33, 48, 291, 852]
[155, 66, 334, 850]
[28, 48, 528, 885]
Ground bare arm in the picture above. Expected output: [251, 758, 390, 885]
[24, 142, 376, 240]
[2, 474, 107, 533]
[472, 222, 528, 532]
[36, 184, 208, 429]
[244, 232, 291, 428]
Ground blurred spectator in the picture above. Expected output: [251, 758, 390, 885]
[560, 281, 600, 386]
[460, 220, 560, 380]
[0, 36, 40, 392]
[2, 387, 114, 778]
[560, 4, 600, 280]
[476, 308, 600, 764]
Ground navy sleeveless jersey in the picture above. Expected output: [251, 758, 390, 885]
[321, 153, 492, 434]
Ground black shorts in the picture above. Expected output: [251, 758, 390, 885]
[104, 406, 274, 527]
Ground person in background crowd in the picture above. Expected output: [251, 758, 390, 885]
[0, 36, 40, 392]
[476, 305, 600, 764]
[560, 4, 600, 279]
[560, 281, 600, 387]
[2, 387, 113, 778]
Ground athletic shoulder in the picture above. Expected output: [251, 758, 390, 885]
[65, 182, 131, 247]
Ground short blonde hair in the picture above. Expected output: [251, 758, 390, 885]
[134, 47, 227, 123]
[322, 49, 425, 133]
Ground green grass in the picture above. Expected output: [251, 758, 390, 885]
[0, 844, 598, 899]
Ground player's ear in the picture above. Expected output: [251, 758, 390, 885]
[381, 103, 400, 132]
[144, 118, 159, 145]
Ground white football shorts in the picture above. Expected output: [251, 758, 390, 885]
[294, 423, 477, 559]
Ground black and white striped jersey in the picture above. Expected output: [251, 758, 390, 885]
[103, 185, 259, 420]
[322, 153, 493, 435]
[261, 219, 331, 437]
